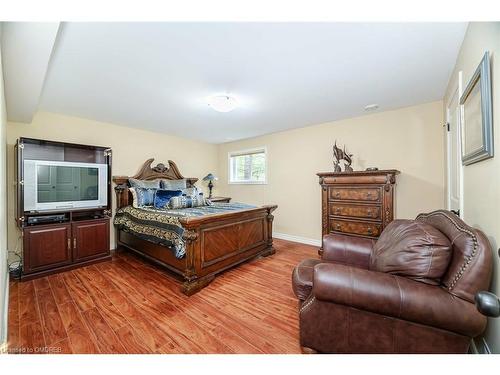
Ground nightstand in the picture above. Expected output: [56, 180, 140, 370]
[209, 196, 231, 203]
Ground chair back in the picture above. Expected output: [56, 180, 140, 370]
[416, 210, 492, 302]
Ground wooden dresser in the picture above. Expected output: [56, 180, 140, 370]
[317, 170, 399, 248]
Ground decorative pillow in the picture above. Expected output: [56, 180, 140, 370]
[154, 189, 183, 209]
[129, 178, 161, 189]
[133, 187, 158, 207]
[129, 187, 139, 208]
[181, 186, 199, 197]
[168, 194, 208, 209]
[161, 179, 187, 190]
[370, 220, 452, 285]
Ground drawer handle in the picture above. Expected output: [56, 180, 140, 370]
[335, 192, 340, 198]
[367, 228, 373, 235]
[366, 192, 373, 198]
[367, 209, 372, 215]
[335, 224, 341, 230]
[334, 208, 341, 215]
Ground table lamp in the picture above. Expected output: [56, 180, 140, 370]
[202, 173, 218, 198]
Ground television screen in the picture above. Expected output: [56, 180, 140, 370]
[36, 165, 99, 203]
[23, 159, 108, 212]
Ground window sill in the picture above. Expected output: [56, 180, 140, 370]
[228, 181, 268, 185]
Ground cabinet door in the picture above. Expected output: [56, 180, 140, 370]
[72, 219, 110, 262]
[23, 224, 72, 273]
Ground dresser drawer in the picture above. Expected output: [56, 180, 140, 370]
[329, 187, 381, 202]
[329, 203, 381, 220]
[330, 219, 382, 238]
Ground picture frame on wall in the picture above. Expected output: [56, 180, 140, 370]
[460, 51, 494, 165]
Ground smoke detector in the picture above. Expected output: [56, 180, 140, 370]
[364, 104, 379, 112]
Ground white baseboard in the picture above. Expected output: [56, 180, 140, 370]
[273, 232, 321, 247]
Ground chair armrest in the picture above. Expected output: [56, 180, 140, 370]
[312, 263, 486, 337]
[321, 234, 374, 269]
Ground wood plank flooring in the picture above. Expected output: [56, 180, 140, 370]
[7, 239, 318, 354]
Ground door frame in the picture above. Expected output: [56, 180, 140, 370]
[446, 71, 464, 218]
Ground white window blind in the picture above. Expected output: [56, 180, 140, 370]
[228, 148, 267, 184]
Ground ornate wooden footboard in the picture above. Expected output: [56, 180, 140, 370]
[113, 159, 277, 295]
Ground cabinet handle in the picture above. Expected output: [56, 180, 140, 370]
[73, 238, 77, 249]
[67, 238, 71, 251]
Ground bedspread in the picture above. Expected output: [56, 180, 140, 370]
[113, 202, 256, 258]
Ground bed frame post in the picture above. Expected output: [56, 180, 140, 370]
[113, 178, 129, 209]
[263, 205, 277, 256]
[181, 228, 215, 295]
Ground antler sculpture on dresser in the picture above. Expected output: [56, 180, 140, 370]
[332, 141, 343, 172]
[343, 145, 354, 172]
[333, 141, 354, 172]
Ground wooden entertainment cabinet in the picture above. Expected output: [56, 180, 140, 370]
[15, 138, 112, 280]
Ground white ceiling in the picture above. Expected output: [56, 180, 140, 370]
[2, 22, 60, 123]
[11, 22, 468, 143]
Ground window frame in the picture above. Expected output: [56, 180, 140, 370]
[227, 147, 268, 185]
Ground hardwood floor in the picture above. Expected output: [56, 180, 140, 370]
[7, 239, 318, 354]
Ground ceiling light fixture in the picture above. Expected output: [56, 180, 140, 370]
[364, 104, 379, 112]
[207, 95, 238, 113]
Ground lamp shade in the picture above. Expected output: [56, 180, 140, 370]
[203, 173, 218, 181]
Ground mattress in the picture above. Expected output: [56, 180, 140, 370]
[113, 202, 256, 258]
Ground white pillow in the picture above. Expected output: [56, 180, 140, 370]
[129, 187, 138, 208]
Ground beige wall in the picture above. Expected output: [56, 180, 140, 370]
[444, 22, 500, 354]
[6, 102, 446, 257]
[6, 112, 219, 255]
[217, 101, 445, 242]
[0, 25, 9, 348]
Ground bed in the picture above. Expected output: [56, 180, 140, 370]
[112, 158, 277, 295]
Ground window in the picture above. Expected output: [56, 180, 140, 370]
[228, 148, 267, 184]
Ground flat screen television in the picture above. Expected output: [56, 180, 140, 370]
[23, 160, 108, 212]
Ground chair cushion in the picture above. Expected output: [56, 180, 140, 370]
[292, 258, 323, 301]
[370, 220, 452, 285]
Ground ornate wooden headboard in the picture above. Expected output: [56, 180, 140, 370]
[112, 158, 198, 209]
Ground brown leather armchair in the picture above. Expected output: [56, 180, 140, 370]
[292, 210, 493, 353]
